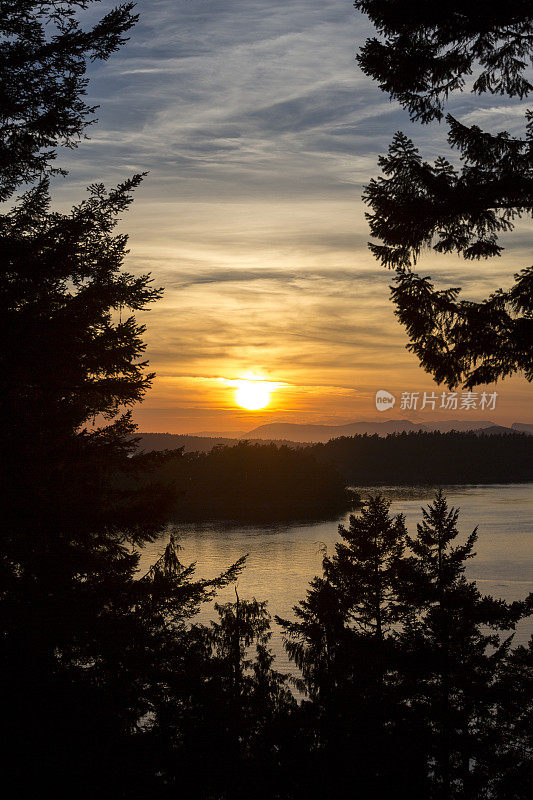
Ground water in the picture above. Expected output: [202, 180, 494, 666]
[138, 484, 533, 673]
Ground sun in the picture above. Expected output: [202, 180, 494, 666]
[235, 379, 272, 410]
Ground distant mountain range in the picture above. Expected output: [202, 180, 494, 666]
[136, 420, 532, 452]
[135, 432, 306, 453]
[202, 419, 533, 443]
[243, 419, 499, 442]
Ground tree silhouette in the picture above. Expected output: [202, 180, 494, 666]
[278, 492, 533, 799]
[397, 491, 533, 798]
[327, 495, 407, 642]
[355, 1, 533, 388]
[149, 590, 295, 800]
[0, 0, 137, 201]
[0, 3, 243, 795]
[208, 594, 295, 799]
[354, 2, 533, 124]
[490, 636, 533, 799]
[0, 147, 169, 798]
[277, 497, 427, 799]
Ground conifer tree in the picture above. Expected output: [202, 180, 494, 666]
[324, 496, 424, 797]
[151, 592, 294, 800]
[327, 495, 407, 643]
[210, 594, 295, 798]
[490, 636, 533, 799]
[277, 497, 423, 799]
[0, 0, 138, 200]
[0, 4, 245, 795]
[355, 1, 533, 388]
[397, 491, 532, 798]
[278, 498, 407, 693]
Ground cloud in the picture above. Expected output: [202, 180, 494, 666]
[55, 0, 397, 197]
[47, 0, 531, 430]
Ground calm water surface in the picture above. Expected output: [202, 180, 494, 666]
[138, 484, 533, 673]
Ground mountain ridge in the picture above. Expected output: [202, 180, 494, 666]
[241, 419, 526, 442]
[136, 420, 532, 451]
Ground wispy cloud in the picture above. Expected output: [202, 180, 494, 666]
[50, 0, 531, 430]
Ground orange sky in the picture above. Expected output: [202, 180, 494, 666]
[126, 200, 531, 433]
[56, 0, 532, 434]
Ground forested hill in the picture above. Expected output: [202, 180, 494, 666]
[310, 431, 533, 485]
[132, 442, 350, 522]
[129, 433, 532, 525]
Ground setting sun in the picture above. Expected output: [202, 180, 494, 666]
[235, 379, 272, 410]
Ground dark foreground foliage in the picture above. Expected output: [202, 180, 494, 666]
[355, 1, 533, 388]
[5, 483, 533, 799]
[276, 493, 533, 800]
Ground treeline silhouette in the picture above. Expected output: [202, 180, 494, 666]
[311, 431, 533, 484]
[127, 433, 532, 525]
[131, 441, 351, 521]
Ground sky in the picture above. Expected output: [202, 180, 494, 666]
[54, 0, 532, 433]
